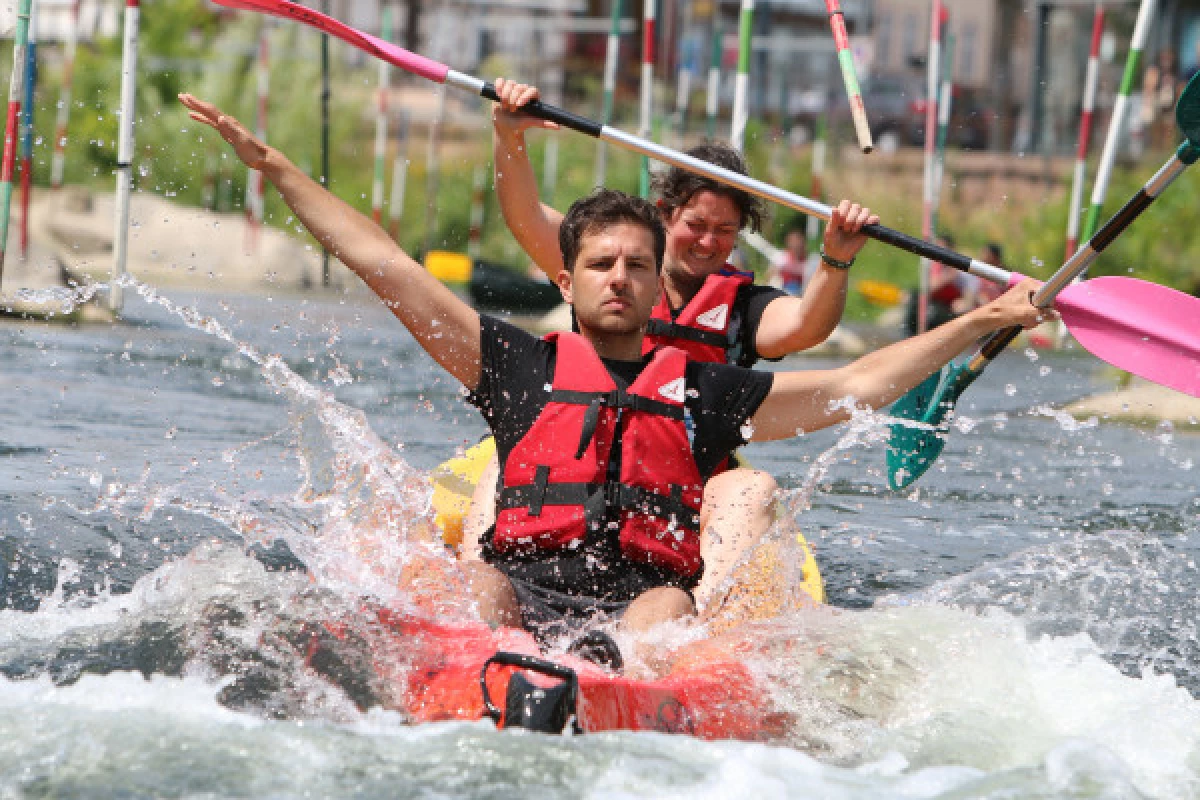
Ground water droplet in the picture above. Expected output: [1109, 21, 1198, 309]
[1004, 383, 1017, 396]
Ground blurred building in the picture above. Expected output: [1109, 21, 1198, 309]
[871, 0, 1200, 153]
[0, 0, 122, 42]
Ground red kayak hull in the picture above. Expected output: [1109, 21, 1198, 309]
[370, 608, 782, 739]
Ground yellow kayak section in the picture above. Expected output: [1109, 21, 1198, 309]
[429, 438, 825, 605]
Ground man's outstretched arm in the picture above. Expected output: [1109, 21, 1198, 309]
[491, 79, 567, 279]
[179, 93, 483, 391]
[747, 279, 1052, 441]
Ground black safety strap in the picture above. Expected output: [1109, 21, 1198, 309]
[498, 480, 700, 532]
[645, 318, 728, 348]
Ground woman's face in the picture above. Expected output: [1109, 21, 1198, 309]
[661, 190, 742, 284]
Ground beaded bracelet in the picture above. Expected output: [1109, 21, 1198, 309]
[819, 248, 855, 270]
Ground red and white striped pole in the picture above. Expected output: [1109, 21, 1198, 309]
[1065, 5, 1105, 260]
[111, 0, 140, 313]
[917, 0, 945, 334]
[0, 0, 33, 279]
[51, 0, 80, 189]
[371, 4, 392, 225]
[638, 0, 657, 196]
[245, 24, 268, 252]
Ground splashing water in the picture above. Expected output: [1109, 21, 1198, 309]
[3, 281, 1200, 797]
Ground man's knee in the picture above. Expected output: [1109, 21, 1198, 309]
[621, 586, 696, 632]
[460, 560, 521, 628]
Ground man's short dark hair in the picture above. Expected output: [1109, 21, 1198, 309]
[559, 188, 667, 272]
[649, 141, 766, 233]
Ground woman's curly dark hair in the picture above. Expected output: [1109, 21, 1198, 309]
[649, 141, 766, 233]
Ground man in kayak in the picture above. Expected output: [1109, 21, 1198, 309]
[481, 79, 871, 601]
[179, 93, 1049, 647]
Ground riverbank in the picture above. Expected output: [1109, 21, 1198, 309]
[1066, 379, 1200, 430]
[0, 187, 359, 317]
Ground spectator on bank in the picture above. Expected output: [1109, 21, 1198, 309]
[1144, 50, 1182, 151]
[770, 226, 819, 295]
[905, 232, 962, 335]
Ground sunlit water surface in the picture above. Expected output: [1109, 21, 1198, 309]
[1, 284, 1197, 799]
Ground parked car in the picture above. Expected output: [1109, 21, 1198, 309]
[827, 75, 996, 151]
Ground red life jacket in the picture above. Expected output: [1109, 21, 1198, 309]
[492, 332, 705, 577]
[644, 269, 754, 365]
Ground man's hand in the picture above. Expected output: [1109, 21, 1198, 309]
[821, 200, 878, 264]
[179, 93, 269, 170]
[492, 78, 560, 140]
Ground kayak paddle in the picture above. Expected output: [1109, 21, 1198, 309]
[886, 71, 1200, 490]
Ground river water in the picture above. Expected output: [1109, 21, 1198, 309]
[1, 282, 1197, 798]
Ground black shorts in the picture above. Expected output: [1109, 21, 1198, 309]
[481, 527, 699, 642]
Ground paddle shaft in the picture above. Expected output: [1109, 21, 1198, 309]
[213, 0, 1013, 286]
[472, 94, 1012, 282]
[971, 143, 1200, 368]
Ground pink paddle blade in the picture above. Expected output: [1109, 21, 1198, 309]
[1057, 276, 1200, 398]
[211, 0, 450, 83]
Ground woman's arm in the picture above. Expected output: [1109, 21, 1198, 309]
[754, 201, 876, 359]
[491, 79, 568, 279]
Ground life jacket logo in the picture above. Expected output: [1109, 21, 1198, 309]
[658, 377, 686, 403]
[695, 303, 728, 330]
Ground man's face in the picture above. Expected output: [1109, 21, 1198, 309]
[558, 222, 661, 337]
[661, 190, 741, 282]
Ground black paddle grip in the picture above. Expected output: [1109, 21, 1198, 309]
[480, 85, 604, 138]
[979, 325, 1023, 361]
[1090, 189, 1154, 252]
[862, 223, 974, 273]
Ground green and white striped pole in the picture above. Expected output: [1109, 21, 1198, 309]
[371, 4, 392, 225]
[705, 16, 721, 139]
[594, 0, 623, 187]
[111, 0, 141, 313]
[731, 0, 753, 152]
[638, 0, 657, 196]
[1082, 0, 1156, 243]
[825, 0, 872, 153]
[0, 0, 34, 279]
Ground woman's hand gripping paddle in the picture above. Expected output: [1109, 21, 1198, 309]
[886, 72, 1200, 490]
